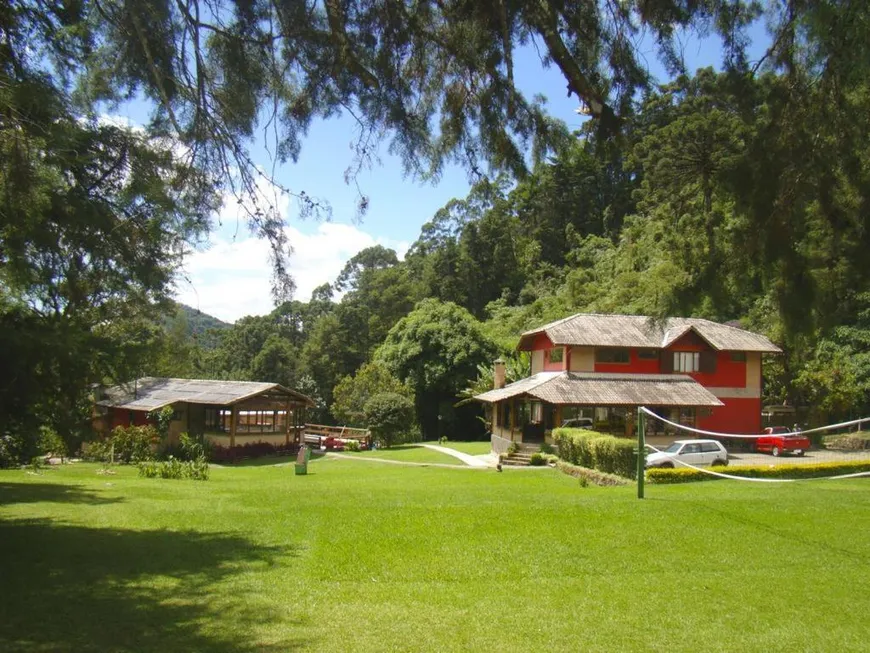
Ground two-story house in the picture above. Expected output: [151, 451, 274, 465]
[475, 313, 781, 443]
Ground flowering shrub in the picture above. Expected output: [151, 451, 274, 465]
[209, 441, 299, 464]
[85, 425, 159, 464]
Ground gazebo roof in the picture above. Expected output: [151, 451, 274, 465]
[96, 377, 315, 412]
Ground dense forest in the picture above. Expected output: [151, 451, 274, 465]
[162, 66, 870, 441]
[2, 1, 869, 459]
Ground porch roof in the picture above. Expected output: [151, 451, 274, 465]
[96, 377, 315, 412]
[475, 372, 723, 407]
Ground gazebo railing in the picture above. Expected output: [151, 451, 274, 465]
[304, 424, 371, 442]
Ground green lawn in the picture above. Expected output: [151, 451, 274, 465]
[341, 444, 462, 465]
[1, 461, 869, 652]
[429, 440, 492, 455]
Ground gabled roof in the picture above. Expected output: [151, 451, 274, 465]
[475, 372, 723, 407]
[96, 377, 315, 411]
[518, 313, 781, 353]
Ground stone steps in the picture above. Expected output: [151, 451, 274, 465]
[500, 450, 535, 466]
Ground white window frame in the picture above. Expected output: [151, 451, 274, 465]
[673, 351, 700, 373]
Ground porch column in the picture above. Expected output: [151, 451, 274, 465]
[230, 405, 238, 448]
[510, 399, 517, 442]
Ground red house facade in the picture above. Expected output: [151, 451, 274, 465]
[476, 314, 780, 444]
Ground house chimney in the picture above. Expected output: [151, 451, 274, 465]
[493, 358, 506, 389]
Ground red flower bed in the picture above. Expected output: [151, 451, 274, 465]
[209, 441, 300, 464]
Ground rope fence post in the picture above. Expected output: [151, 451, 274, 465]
[637, 407, 645, 499]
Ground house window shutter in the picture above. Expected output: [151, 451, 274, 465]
[699, 351, 717, 374]
[660, 350, 674, 373]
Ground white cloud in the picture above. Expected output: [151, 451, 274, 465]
[90, 122, 411, 323]
[174, 222, 409, 323]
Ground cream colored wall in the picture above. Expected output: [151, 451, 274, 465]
[569, 346, 595, 372]
[531, 350, 544, 375]
[746, 352, 761, 389]
[167, 403, 187, 445]
[205, 433, 289, 447]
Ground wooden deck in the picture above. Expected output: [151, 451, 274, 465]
[304, 424, 371, 445]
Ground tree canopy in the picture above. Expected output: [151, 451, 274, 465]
[333, 362, 411, 427]
[4, 0, 870, 460]
[376, 299, 498, 439]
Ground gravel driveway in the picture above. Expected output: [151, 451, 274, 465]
[726, 448, 870, 466]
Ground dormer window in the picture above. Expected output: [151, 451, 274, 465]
[548, 347, 564, 364]
[673, 351, 700, 373]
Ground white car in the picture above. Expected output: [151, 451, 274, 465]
[561, 417, 595, 430]
[645, 439, 728, 469]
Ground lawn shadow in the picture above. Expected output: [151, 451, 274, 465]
[0, 519, 308, 652]
[0, 482, 125, 506]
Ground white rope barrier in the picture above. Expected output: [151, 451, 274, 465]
[639, 406, 869, 439]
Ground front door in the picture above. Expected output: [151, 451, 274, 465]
[523, 423, 545, 443]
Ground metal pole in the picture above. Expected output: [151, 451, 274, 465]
[637, 407, 645, 499]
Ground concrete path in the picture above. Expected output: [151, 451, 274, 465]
[326, 452, 475, 469]
[420, 444, 495, 468]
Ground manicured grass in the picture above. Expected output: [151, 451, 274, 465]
[429, 440, 492, 455]
[336, 444, 462, 465]
[1, 461, 869, 652]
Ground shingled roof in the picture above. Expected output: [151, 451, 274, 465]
[96, 377, 315, 412]
[475, 372, 723, 407]
[517, 313, 781, 353]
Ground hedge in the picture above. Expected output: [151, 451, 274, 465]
[647, 460, 870, 484]
[552, 428, 642, 479]
[555, 460, 629, 487]
[824, 433, 870, 451]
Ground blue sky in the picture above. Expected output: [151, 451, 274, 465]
[113, 22, 768, 322]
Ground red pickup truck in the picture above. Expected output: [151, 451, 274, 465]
[755, 426, 810, 457]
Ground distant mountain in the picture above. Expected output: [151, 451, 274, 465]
[166, 303, 231, 349]
[176, 303, 232, 333]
